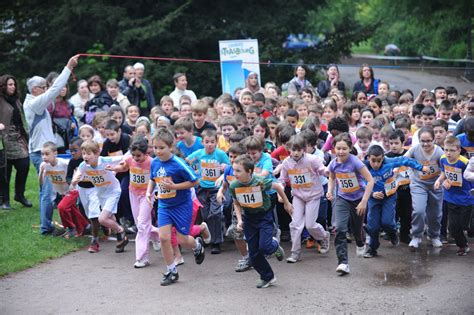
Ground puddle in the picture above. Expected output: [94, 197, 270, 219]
[374, 265, 433, 287]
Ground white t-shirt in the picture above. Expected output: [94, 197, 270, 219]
[41, 158, 70, 195]
[77, 156, 123, 193]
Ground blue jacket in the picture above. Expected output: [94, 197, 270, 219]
[364, 156, 423, 194]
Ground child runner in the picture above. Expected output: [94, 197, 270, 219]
[107, 136, 160, 268]
[326, 133, 374, 275]
[187, 128, 230, 254]
[175, 116, 204, 158]
[71, 140, 129, 253]
[434, 136, 473, 256]
[279, 134, 331, 263]
[363, 145, 427, 258]
[146, 127, 205, 286]
[405, 126, 444, 250]
[229, 155, 292, 288]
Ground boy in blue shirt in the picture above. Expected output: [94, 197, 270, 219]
[435, 136, 473, 256]
[363, 145, 428, 258]
[187, 129, 230, 254]
[175, 116, 204, 158]
[146, 127, 205, 286]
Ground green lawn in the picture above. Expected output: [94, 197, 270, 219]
[351, 41, 377, 55]
[0, 164, 89, 276]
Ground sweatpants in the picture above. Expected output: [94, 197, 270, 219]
[197, 187, 223, 245]
[243, 210, 278, 282]
[366, 194, 397, 250]
[333, 197, 365, 265]
[446, 202, 472, 248]
[410, 183, 443, 239]
[57, 190, 89, 235]
[290, 196, 326, 255]
[129, 190, 160, 262]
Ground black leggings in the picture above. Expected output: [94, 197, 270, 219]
[0, 157, 30, 202]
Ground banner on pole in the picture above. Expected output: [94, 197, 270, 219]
[219, 39, 260, 95]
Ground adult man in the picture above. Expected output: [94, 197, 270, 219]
[169, 73, 197, 109]
[133, 62, 155, 115]
[454, 98, 474, 136]
[118, 65, 146, 107]
[24, 55, 79, 235]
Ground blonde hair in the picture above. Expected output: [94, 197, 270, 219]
[191, 99, 209, 114]
[81, 140, 100, 154]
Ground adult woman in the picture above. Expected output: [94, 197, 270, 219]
[69, 79, 93, 122]
[83, 75, 114, 125]
[239, 72, 265, 103]
[353, 64, 380, 96]
[0, 75, 31, 209]
[287, 65, 312, 98]
[317, 64, 345, 98]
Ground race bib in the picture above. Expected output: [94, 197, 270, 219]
[130, 166, 149, 189]
[444, 165, 463, 187]
[235, 186, 263, 208]
[465, 147, 474, 159]
[384, 176, 398, 196]
[288, 168, 313, 188]
[155, 177, 176, 199]
[46, 170, 66, 185]
[226, 175, 235, 183]
[336, 172, 360, 193]
[419, 161, 440, 180]
[396, 166, 410, 186]
[86, 170, 111, 187]
[108, 150, 123, 157]
[201, 162, 220, 182]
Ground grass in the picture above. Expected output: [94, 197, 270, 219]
[0, 164, 89, 276]
[351, 41, 377, 55]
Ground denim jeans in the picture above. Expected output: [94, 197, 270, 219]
[366, 194, 397, 250]
[30, 152, 54, 234]
[243, 210, 279, 281]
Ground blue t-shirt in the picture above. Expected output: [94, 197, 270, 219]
[150, 155, 198, 209]
[439, 155, 474, 206]
[176, 136, 204, 158]
[187, 148, 230, 188]
[457, 133, 474, 159]
[255, 152, 276, 194]
[223, 165, 235, 185]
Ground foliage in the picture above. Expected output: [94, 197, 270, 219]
[0, 0, 372, 98]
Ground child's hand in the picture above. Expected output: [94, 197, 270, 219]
[356, 201, 367, 216]
[434, 180, 441, 190]
[105, 165, 115, 171]
[372, 191, 384, 199]
[422, 166, 430, 173]
[161, 177, 176, 190]
[277, 194, 284, 204]
[443, 179, 452, 190]
[146, 192, 154, 205]
[215, 176, 223, 187]
[0, 123, 5, 131]
[284, 202, 293, 215]
[216, 190, 226, 204]
[326, 191, 334, 202]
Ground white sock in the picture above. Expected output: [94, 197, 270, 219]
[167, 263, 177, 273]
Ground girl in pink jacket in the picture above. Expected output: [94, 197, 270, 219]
[279, 134, 331, 263]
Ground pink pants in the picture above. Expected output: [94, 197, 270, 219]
[57, 190, 89, 235]
[290, 196, 326, 254]
[171, 197, 202, 247]
[129, 190, 160, 261]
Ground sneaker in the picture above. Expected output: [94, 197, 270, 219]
[356, 245, 366, 257]
[305, 238, 315, 249]
[126, 225, 138, 234]
[52, 227, 67, 237]
[235, 258, 252, 272]
[211, 243, 221, 254]
[336, 263, 350, 275]
[363, 247, 378, 258]
[319, 231, 330, 254]
[152, 240, 161, 252]
[174, 257, 184, 266]
[88, 242, 100, 253]
[457, 246, 470, 256]
[390, 233, 400, 246]
[409, 237, 422, 251]
[286, 253, 301, 263]
[273, 237, 285, 261]
[256, 277, 276, 289]
[275, 228, 281, 243]
[440, 235, 448, 244]
[431, 237, 443, 248]
[365, 234, 371, 245]
[134, 260, 150, 268]
[201, 222, 212, 244]
[160, 271, 179, 286]
[115, 236, 129, 253]
[193, 237, 205, 264]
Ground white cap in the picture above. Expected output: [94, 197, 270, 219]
[26, 76, 46, 93]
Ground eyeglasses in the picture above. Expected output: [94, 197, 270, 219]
[420, 140, 433, 144]
[36, 85, 47, 90]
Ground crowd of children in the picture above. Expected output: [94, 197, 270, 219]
[25, 63, 474, 288]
